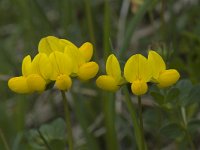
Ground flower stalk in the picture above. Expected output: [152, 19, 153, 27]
[61, 91, 73, 150]
[138, 96, 145, 150]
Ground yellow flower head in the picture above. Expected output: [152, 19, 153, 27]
[8, 53, 52, 94]
[39, 36, 98, 81]
[96, 54, 124, 91]
[148, 50, 180, 88]
[49, 51, 73, 91]
[38, 36, 77, 55]
[124, 54, 152, 95]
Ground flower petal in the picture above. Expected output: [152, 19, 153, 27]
[64, 45, 84, 73]
[148, 50, 166, 79]
[55, 74, 72, 91]
[78, 62, 99, 80]
[124, 54, 152, 83]
[27, 74, 46, 92]
[96, 75, 119, 91]
[49, 51, 73, 80]
[8, 76, 32, 94]
[79, 42, 93, 62]
[131, 80, 148, 95]
[106, 54, 122, 82]
[158, 69, 180, 88]
[31, 53, 52, 80]
[22, 55, 32, 76]
[38, 36, 64, 55]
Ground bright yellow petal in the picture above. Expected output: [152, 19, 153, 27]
[124, 54, 152, 83]
[49, 51, 73, 80]
[26, 74, 46, 92]
[158, 69, 180, 88]
[148, 50, 166, 79]
[77, 62, 99, 80]
[8, 76, 32, 94]
[79, 42, 93, 62]
[38, 36, 64, 55]
[31, 53, 52, 80]
[59, 39, 78, 50]
[131, 80, 148, 95]
[55, 74, 72, 91]
[64, 45, 84, 73]
[96, 75, 119, 91]
[106, 54, 122, 82]
[22, 55, 32, 76]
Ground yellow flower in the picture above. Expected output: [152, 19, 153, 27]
[148, 50, 180, 88]
[38, 36, 77, 55]
[124, 54, 152, 95]
[39, 36, 99, 80]
[96, 54, 124, 91]
[49, 51, 73, 91]
[8, 53, 52, 94]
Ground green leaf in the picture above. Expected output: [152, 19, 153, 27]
[160, 123, 185, 139]
[187, 84, 200, 104]
[165, 87, 180, 103]
[27, 118, 66, 150]
[150, 92, 165, 105]
[175, 79, 193, 105]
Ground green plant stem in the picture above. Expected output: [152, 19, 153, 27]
[180, 107, 195, 150]
[103, 92, 119, 150]
[61, 91, 73, 150]
[37, 129, 52, 150]
[138, 96, 145, 150]
[0, 128, 10, 150]
[123, 86, 143, 150]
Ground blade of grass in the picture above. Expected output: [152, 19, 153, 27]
[103, 0, 111, 61]
[73, 93, 100, 150]
[15, 95, 28, 132]
[84, 0, 98, 60]
[119, 0, 158, 58]
[103, 92, 119, 150]
[59, 0, 73, 35]
[0, 128, 10, 150]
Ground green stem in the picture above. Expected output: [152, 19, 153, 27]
[103, 92, 119, 150]
[123, 86, 143, 150]
[138, 96, 145, 150]
[37, 129, 52, 150]
[0, 128, 10, 150]
[61, 91, 73, 150]
[180, 107, 195, 150]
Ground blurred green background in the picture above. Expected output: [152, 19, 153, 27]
[1, 0, 200, 149]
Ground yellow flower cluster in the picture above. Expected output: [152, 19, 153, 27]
[8, 36, 99, 93]
[96, 51, 180, 95]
